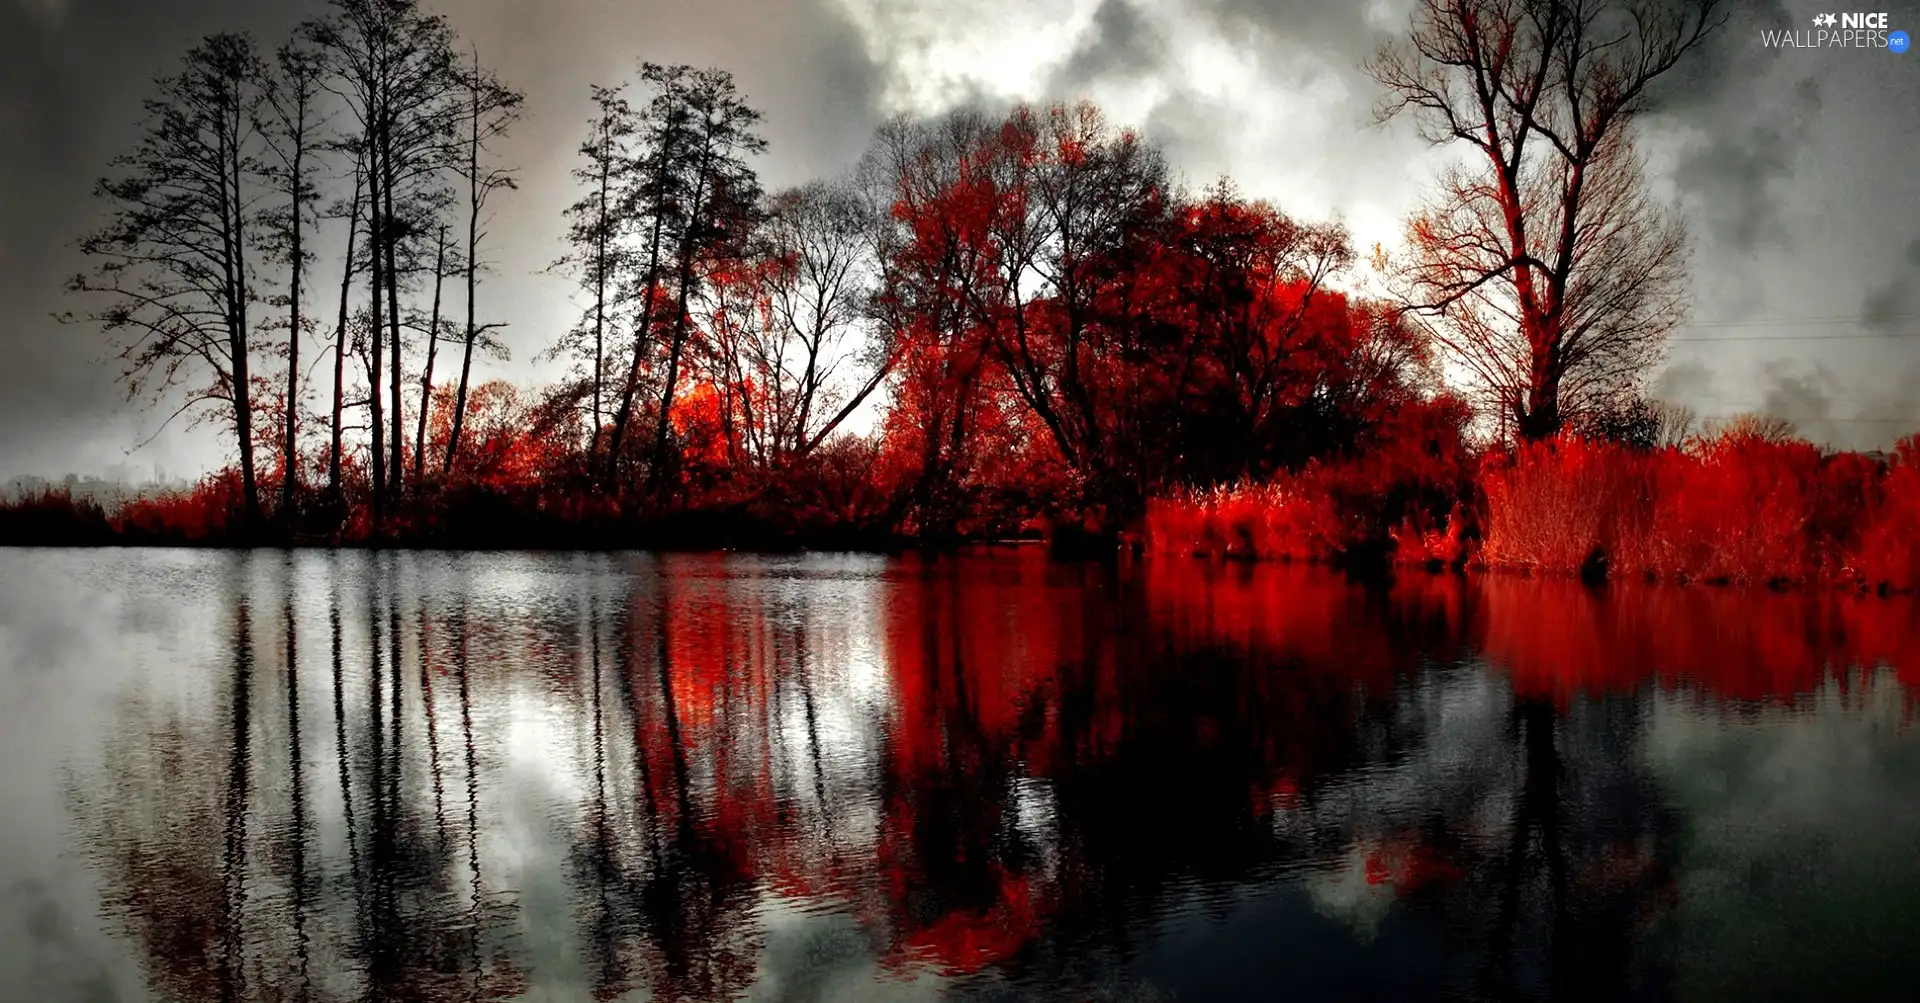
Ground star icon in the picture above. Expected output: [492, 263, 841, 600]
[1822, 13, 1839, 26]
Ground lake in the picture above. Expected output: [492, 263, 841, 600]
[3, 549, 1918, 1002]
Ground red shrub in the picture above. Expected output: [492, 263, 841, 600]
[1851, 436, 1920, 591]
[114, 470, 249, 542]
[1478, 429, 1920, 589]
[1478, 437, 1648, 574]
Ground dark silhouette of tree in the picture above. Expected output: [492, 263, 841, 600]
[706, 178, 891, 467]
[325, 148, 366, 506]
[306, 0, 461, 505]
[602, 65, 766, 494]
[861, 110, 1004, 538]
[1366, 0, 1723, 440]
[966, 104, 1171, 518]
[552, 84, 638, 463]
[443, 50, 523, 477]
[67, 33, 270, 526]
[259, 41, 329, 517]
[412, 221, 457, 483]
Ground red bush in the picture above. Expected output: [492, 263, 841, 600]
[1477, 429, 1920, 590]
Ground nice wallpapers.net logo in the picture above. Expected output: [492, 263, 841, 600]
[1762, 11, 1910, 51]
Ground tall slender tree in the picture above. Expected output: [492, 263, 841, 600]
[551, 84, 636, 463]
[260, 40, 329, 516]
[414, 221, 453, 483]
[645, 68, 765, 499]
[702, 179, 888, 467]
[603, 63, 695, 489]
[325, 147, 366, 503]
[68, 33, 269, 526]
[306, 0, 460, 504]
[442, 49, 522, 477]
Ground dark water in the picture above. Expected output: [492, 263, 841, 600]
[3, 550, 1920, 1003]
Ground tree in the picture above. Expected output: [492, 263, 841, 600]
[648, 68, 765, 499]
[601, 64, 693, 488]
[601, 65, 765, 495]
[325, 147, 367, 502]
[442, 49, 523, 477]
[1367, 0, 1722, 440]
[972, 104, 1170, 516]
[259, 39, 329, 514]
[702, 179, 888, 468]
[413, 220, 455, 483]
[861, 110, 1004, 537]
[551, 84, 637, 461]
[68, 33, 270, 525]
[306, 0, 460, 503]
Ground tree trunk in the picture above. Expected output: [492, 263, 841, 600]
[647, 269, 694, 500]
[329, 164, 363, 503]
[592, 138, 608, 456]
[602, 126, 677, 490]
[647, 163, 712, 500]
[383, 126, 405, 501]
[282, 124, 305, 519]
[444, 93, 483, 478]
[227, 89, 261, 528]
[367, 137, 385, 514]
[414, 225, 447, 484]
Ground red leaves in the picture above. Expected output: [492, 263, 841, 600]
[1480, 432, 1920, 590]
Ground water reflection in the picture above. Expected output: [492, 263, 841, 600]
[34, 552, 1920, 1001]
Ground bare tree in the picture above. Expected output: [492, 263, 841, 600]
[306, 0, 460, 504]
[68, 33, 269, 525]
[858, 110, 1003, 535]
[1367, 0, 1723, 440]
[602, 65, 694, 489]
[707, 179, 887, 467]
[325, 147, 366, 502]
[442, 49, 523, 477]
[259, 40, 329, 515]
[413, 221, 455, 483]
[647, 69, 765, 500]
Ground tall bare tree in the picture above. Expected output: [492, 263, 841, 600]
[413, 221, 454, 483]
[325, 148, 366, 502]
[705, 179, 888, 467]
[259, 40, 329, 515]
[68, 33, 269, 525]
[442, 50, 523, 477]
[603, 64, 694, 489]
[306, 0, 459, 504]
[1367, 0, 1722, 440]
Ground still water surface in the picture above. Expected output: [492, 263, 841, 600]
[3, 549, 1919, 1002]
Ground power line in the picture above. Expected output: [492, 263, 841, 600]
[1685, 313, 1920, 329]
[1670, 331, 1918, 343]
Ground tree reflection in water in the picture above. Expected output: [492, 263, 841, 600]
[67, 552, 1920, 1002]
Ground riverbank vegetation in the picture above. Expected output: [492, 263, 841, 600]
[11, 0, 1916, 590]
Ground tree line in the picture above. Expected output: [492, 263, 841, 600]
[65, 0, 1728, 545]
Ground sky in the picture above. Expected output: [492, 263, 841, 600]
[1, 0, 1917, 482]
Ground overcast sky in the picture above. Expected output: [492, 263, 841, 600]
[2, 0, 1917, 481]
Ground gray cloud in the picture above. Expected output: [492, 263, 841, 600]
[1860, 236, 1920, 332]
[1669, 78, 1818, 255]
[1054, 0, 1169, 89]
